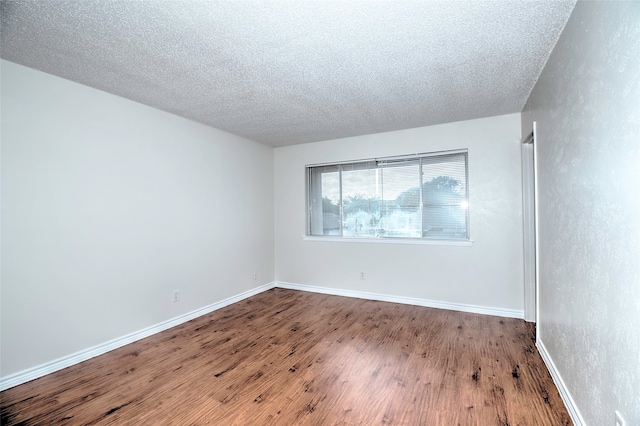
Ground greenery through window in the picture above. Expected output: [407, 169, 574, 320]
[307, 150, 469, 240]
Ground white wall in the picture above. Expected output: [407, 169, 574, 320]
[0, 60, 275, 377]
[274, 114, 524, 313]
[522, 2, 640, 425]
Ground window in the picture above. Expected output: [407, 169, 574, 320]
[306, 150, 469, 240]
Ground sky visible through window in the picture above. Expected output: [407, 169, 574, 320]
[321, 166, 464, 202]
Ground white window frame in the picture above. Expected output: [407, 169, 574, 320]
[305, 149, 471, 245]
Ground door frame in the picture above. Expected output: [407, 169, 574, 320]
[522, 122, 539, 322]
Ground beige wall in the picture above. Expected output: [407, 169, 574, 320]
[274, 113, 525, 313]
[522, 2, 640, 424]
[1, 60, 275, 377]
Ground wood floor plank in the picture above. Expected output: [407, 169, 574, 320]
[1, 288, 572, 425]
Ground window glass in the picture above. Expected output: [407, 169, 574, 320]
[342, 165, 379, 237]
[307, 151, 468, 240]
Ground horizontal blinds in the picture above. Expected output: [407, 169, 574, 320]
[307, 150, 468, 240]
[421, 152, 468, 238]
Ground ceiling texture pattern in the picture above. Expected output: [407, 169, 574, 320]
[1, 1, 576, 146]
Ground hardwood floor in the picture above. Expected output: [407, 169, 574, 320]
[1, 288, 571, 425]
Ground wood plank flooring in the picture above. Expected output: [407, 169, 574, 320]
[1, 288, 571, 425]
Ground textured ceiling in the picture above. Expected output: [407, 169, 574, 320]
[1, 1, 576, 147]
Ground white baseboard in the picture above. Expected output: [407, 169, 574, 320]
[1, 281, 524, 391]
[0, 282, 277, 392]
[275, 281, 524, 319]
[536, 338, 585, 426]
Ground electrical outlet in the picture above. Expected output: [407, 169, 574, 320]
[253, 272, 257, 280]
[172, 289, 180, 303]
[615, 411, 626, 426]
[360, 271, 365, 280]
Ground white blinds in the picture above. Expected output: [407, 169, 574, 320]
[307, 150, 468, 240]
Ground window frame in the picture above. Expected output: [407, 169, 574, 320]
[305, 149, 470, 244]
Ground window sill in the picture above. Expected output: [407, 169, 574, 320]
[301, 235, 473, 246]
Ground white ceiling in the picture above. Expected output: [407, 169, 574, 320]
[1, 1, 576, 147]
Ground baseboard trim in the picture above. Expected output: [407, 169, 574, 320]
[0, 282, 277, 392]
[276, 281, 524, 319]
[1, 281, 524, 391]
[536, 338, 585, 426]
